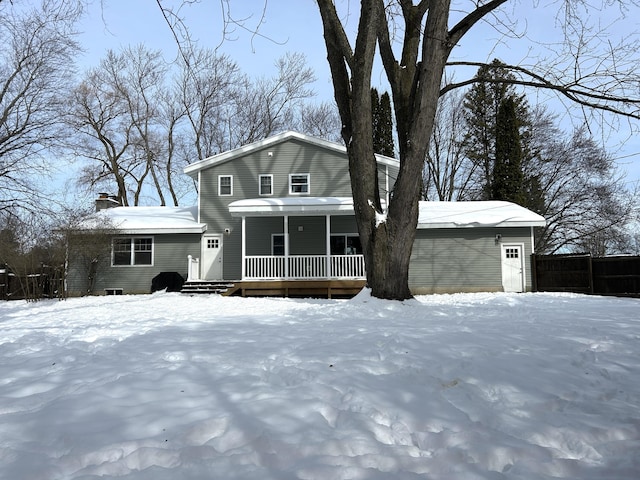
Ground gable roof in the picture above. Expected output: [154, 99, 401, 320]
[417, 201, 546, 228]
[183, 130, 399, 179]
[82, 206, 207, 234]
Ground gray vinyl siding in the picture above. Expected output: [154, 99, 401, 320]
[198, 139, 359, 280]
[409, 227, 534, 294]
[288, 217, 326, 255]
[246, 217, 284, 256]
[67, 233, 201, 295]
[330, 216, 358, 234]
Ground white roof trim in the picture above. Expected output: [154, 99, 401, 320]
[183, 130, 399, 178]
[417, 201, 546, 228]
[229, 197, 356, 216]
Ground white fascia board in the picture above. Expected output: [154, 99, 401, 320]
[183, 131, 399, 178]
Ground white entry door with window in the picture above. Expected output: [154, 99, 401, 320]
[501, 244, 525, 293]
[201, 234, 223, 280]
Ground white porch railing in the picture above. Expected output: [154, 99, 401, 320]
[245, 254, 365, 280]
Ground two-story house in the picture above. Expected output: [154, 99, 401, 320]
[66, 131, 545, 297]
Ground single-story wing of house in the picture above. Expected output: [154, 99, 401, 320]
[66, 131, 545, 297]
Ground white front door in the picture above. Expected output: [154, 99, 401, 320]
[501, 244, 525, 293]
[201, 234, 223, 280]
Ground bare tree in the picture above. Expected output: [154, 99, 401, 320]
[68, 46, 175, 206]
[297, 101, 343, 143]
[528, 120, 637, 254]
[175, 47, 241, 160]
[423, 87, 471, 201]
[0, 0, 82, 214]
[224, 52, 317, 148]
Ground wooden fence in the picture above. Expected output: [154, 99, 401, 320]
[532, 253, 640, 297]
[0, 264, 66, 300]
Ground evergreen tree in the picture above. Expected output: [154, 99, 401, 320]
[461, 59, 528, 199]
[371, 88, 395, 157]
[492, 97, 525, 204]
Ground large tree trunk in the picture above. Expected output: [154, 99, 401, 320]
[318, 0, 516, 299]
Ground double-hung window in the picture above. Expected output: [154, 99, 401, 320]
[219, 175, 233, 196]
[259, 174, 273, 196]
[289, 173, 309, 194]
[113, 237, 153, 266]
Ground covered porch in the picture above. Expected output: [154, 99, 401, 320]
[229, 197, 367, 281]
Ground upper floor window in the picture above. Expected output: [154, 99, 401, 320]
[289, 173, 309, 194]
[113, 237, 153, 266]
[259, 174, 273, 196]
[219, 175, 233, 196]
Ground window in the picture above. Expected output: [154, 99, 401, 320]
[289, 173, 309, 194]
[505, 247, 519, 259]
[218, 175, 233, 196]
[259, 174, 273, 196]
[330, 234, 362, 255]
[272, 234, 285, 256]
[207, 238, 219, 249]
[112, 237, 153, 266]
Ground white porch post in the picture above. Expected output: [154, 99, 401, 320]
[326, 215, 331, 278]
[284, 215, 289, 279]
[241, 216, 246, 279]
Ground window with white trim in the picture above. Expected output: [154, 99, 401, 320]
[259, 174, 273, 196]
[289, 173, 309, 194]
[112, 237, 153, 266]
[272, 234, 285, 256]
[330, 234, 362, 255]
[218, 175, 233, 196]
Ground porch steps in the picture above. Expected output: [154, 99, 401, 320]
[180, 281, 235, 295]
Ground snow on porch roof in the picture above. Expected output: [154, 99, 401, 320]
[229, 198, 545, 228]
[228, 197, 356, 216]
[86, 206, 207, 234]
[418, 201, 546, 228]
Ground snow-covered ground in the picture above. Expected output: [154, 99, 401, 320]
[1, 291, 639, 479]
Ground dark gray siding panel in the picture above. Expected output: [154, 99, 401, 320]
[288, 217, 326, 255]
[409, 227, 534, 294]
[68, 233, 201, 295]
[245, 216, 327, 256]
[331, 216, 358, 233]
[246, 218, 284, 256]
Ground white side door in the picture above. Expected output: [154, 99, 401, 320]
[501, 244, 524, 293]
[201, 234, 223, 280]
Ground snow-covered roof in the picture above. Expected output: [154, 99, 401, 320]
[417, 201, 546, 228]
[84, 206, 207, 234]
[183, 131, 399, 178]
[229, 197, 356, 216]
[229, 198, 545, 228]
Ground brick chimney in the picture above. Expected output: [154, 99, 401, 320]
[95, 193, 120, 212]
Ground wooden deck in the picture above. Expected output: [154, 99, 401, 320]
[223, 280, 366, 299]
